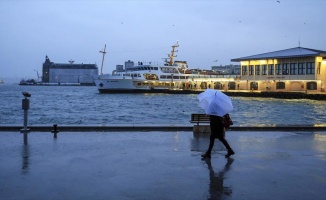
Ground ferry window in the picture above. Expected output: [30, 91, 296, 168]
[282, 63, 289, 75]
[298, 63, 305, 75]
[249, 65, 254, 75]
[144, 73, 158, 80]
[242, 65, 247, 75]
[160, 75, 166, 79]
[275, 64, 282, 75]
[167, 75, 172, 79]
[154, 67, 158, 70]
[307, 81, 317, 90]
[173, 76, 179, 79]
[268, 64, 274, 75]
[255, 65, 260, 75]
[276, 82, 285, 89]
[250, 82, 258, 90]
[262, 65, 267, 75]
[306, 62, 315, 74]
[290, 63, 297, 75]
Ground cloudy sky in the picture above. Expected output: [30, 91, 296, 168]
[1, 0, 325, 81]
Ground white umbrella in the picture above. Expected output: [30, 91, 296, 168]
[198, 89, 233, 117]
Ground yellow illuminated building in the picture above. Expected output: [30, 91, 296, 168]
[231, 47, 326, 92]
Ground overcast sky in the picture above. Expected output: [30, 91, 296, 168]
[1, 0, 325, 80]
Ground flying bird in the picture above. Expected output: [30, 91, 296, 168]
[277, 0, 280, 3]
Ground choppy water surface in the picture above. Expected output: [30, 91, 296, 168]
[1, 84, 325, 126]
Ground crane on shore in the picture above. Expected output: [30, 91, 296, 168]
[34, 69, 42, 82]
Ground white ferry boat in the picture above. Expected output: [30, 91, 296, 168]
[94, 42, 199, 93]
[94, 42, 240, 93]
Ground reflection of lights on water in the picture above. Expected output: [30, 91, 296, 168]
[314, 133, 326, 142]
[313, 133, 326, 154]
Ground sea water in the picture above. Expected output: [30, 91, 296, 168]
[1, 84, 326, 126]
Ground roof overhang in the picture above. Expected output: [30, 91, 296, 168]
[231, 47, 326, 62]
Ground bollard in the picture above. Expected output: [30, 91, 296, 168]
[51, 124, 59, 138]
[20, 92, 31, 144]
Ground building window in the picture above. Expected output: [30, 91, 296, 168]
[255, 65, 260, 75]
[228, 82, 236, 90]
[268, 64, 274, 75]
[250, 82, 258, 90]
[298, 62, 305, 75]
[249, 65, 254, 75]
[214, 82, 223, 89]
[276, 82, 285, 89]
[242, 65, 247, 75]
[290, 63, 297, 75]
[262, 65, 267, 75]
[307, 82, 317, 90]
[282, 63, 289, 75]
[306, 62, 315, 75]
[275, 64, 282, 75]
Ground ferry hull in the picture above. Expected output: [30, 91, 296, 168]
[95, 78, 155, 93]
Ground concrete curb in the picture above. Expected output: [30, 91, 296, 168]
[1, 125, 326, 132]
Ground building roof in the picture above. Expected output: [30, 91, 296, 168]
[43, 56, 98, 69]
[231, 47, 326, 62]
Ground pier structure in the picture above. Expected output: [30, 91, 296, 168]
[230, 47, 326, 93]
[178, 47, 326, 94]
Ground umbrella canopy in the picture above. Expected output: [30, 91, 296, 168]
[198, 89, 233, 117]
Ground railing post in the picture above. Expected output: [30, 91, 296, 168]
[52, 124, 59, 138]
[20, 92, 31, 144]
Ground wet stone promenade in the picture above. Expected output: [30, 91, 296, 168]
[0, 131, 325, 200]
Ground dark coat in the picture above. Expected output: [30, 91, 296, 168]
[209, 115, 225, 139]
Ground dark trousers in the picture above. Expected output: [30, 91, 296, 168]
[206, 116, 234, 155]
[206, 133, 234, 155]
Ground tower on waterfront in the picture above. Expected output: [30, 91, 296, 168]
[42, 56, 98, 85]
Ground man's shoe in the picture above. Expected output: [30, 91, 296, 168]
[225, 151, 235, 158]
[201, 153, 211, 158]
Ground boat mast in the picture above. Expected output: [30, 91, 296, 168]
[99, 44, 107, 75]
[169, 41, 179, 66]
